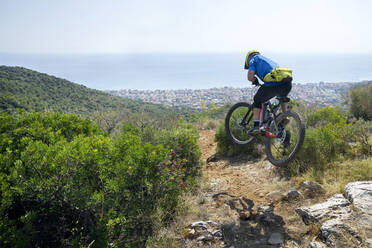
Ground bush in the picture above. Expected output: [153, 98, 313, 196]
[214, 122, 262, 158]
[296, 121, 352, 166]
[348, 84, 372, 120]
[288, 106, 370, 176]
[140, 121, 202, 181]
[350, 119, 372, 155]
[0, 111, 201, 247]
[0, 111, 108, 247]
[305, 106, 347, 128]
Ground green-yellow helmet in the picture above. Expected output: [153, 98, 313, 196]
[244, 50, 260, 69]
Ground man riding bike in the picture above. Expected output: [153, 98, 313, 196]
[244, 50, 293, 135]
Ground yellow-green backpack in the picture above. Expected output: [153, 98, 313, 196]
[263, 67, 293, 82]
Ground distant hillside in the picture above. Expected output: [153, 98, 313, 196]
[0, 66, 192, 118]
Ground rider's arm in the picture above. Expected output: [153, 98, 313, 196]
[247, 57, 259, 85]
[247, 70, 255, 82]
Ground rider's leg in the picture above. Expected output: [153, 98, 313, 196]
[252, 105, 263, 128]
[248, 107, 261, 135]
[249, 86, 275, 135]
[253, 107, 260, 122]
[281, 102, 288, 112]
[278, 79, 292, 113]
[277, 81, 292, 125]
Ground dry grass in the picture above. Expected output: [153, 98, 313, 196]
[146, 191, 199, 248]
[195, 119, 221, 131]
[297, 158, 372, 196]
[146, 177, 235, 248]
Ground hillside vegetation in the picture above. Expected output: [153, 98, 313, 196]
[0, 66, 203, 247]
[0, 66, 195, 121]
[1, 65, 371, 247]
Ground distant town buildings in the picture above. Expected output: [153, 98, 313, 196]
[107, 82, 369, 110]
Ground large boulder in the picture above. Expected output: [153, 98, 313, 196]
[344, 181, 372, 215]
[296, 181, 372, 247]
[295, 194, 351, 224]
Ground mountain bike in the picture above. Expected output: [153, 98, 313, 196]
[225, 84, 305, 166]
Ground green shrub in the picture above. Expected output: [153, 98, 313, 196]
[348, 84, 372, 120]
[0, 111, 200, 247]
[297, 121, 352, 166]
[0, 111, 108, 247]
[306, 106, 346, 128]
[214, 122, 261, 157]
[288, 106, 363, 176]
[141, 121, 202, 181]
[350, 119, 372, 155]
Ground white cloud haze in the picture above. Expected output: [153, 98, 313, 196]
[1, 0, 371, 54]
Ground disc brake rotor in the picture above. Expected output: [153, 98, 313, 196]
[236, 118, 245, 129]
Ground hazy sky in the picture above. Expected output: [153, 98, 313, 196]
[1, 0, 372, 54]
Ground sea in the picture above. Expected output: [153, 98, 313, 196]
[1, 53, 372, 90]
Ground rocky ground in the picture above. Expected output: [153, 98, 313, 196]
[180, 130, 372, 248]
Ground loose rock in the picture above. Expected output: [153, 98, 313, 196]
[310, 240, 328, 248]
[207, 220, 220, 228]
[191, 221, 208, 230]
[185, 228, 196, 239]
[212, 230, 223, 238]
[238, 211, 251, 220]
[266, 190, 285, 202]
[301, 180, 325, 197]
[207, 154, 219, 163]
[267, 232, 283, 245]
[196, 234, 213, 242]
[287, 190, 302, 200]
[186, 220, 224, 244]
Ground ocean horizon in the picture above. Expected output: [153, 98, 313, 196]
[1, 53, 372, 90]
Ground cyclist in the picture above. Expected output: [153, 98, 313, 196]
[244, 50, 293, 135]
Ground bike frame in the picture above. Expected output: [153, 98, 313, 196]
[248, 84, 283, 138]
[238, 99, 282, 139]
[261, 100, 281, 138]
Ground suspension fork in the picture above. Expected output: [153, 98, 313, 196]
[241, 105, 253, 125]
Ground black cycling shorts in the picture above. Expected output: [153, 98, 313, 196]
[253, 80, 292, 108]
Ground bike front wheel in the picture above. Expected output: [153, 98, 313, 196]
[265, 110, 305, 166]
[225, 102, 255, 145]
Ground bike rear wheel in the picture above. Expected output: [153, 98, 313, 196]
[225, 102, 255, 145]
[265, 110, 305, 166]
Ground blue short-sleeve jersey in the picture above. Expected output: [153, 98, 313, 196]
[248, 55, 280, 86]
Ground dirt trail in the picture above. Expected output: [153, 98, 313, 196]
[194, 130, 320, 248]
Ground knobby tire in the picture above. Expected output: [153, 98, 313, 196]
[225, 102, 254, 145]
[265, 110, 305, 166]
